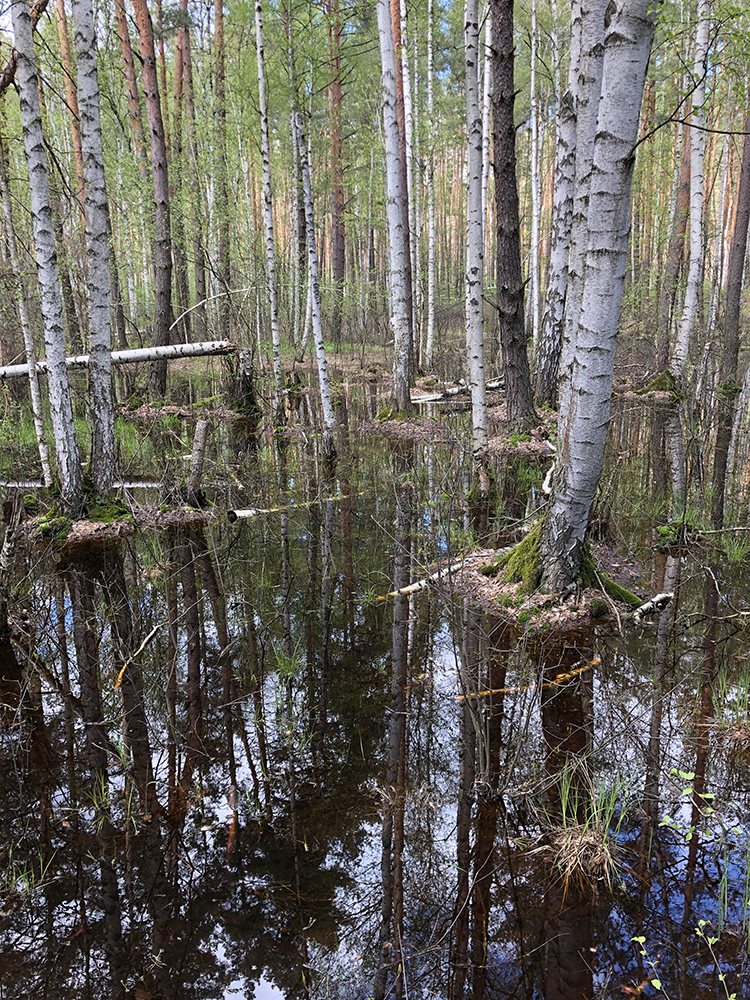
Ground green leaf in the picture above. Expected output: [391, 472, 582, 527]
[651, 979, 662, 990]
[678, 770, 695, 781]
[631, 936, 646, 944]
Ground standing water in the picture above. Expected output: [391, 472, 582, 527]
[1, 388, 749, 998]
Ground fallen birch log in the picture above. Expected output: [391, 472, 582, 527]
[376, 557, 469, 600]
[633, 592, 673, 623]
[0, 340, 236, 381]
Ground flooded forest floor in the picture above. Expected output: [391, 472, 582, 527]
[1, 354, 750, 998]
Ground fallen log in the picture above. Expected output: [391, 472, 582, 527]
[0, 340, 236, 381]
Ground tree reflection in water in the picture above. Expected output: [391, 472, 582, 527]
[0, 433, 748, 997]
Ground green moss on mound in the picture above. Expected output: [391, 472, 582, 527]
[493, 520, 543, 593]
[579, 544, 641, 606]
[483, 519, 641, 607]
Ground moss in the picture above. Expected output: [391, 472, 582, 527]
[517, 610, 530, 624]
[718, 381, 742, 400]
[479, 564, 499, 578]
[37, 513, 72, 540]
[495, 520, 543, 593]
[589, 598, 610, 619]
[467, 464, 499, 506]
[23, 493, 39, 515]
[87, 496, 132, 523]
[656, 522, 681, 547]
[637, 370, 679, 397]
[579, 544, 641, 607]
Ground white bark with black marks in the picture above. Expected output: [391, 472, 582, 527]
[255, 0, 283, 415]
[540, 0, 657, 591]
[71, 0, 115, 493]
[294, 110, 337, 456]
[669, 0, 709, 385]
[465, 0, 488, 463]
[377, 0, 412, 412]
[12, 0, 83, 510]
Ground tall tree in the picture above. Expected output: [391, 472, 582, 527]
[465, 0, 488, 472]
[377, 0, 412, 414]
[132, 0, 173, 397]
[534, 0, 580, 407]
[12, 0, 82, 510]
[214, 0, 232, 338]
[327, 0, 346, 345]
[669, 0, 710, 386]
[295, 110, 337, 457]
[71, 0, 115, 493]
[711, 113, 750, 531]
[255, 0, 283, 418]
[539, 0, 657, 590]
[491, 0, 536, 433]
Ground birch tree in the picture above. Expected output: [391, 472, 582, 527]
[669, 0, 710, 386]
[424, 0, 436, 370]
[294, 111, 337, 458]
[465, 0, 488, 472]
[0, 133, 52, 486]
[71, 0, 115, 493]
[539, 0, 657, 591]
[377, 0, 412, 414]
[534, 0, 579, 407]
[12, 0, 83, 510]
[255, 0, 283, 418]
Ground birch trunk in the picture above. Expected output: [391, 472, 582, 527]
[294, 111, 337, 457]
[540, 0, 656, 591]
[669, 0, 710, 386]
[71, 0, 115, 493]
[255, 0, 283, 417]
[529, 0, 540, 349]
[534, 0, 577, 407]
[555, 0, 606, 418]
[465, 0, 488, 466]
[12, 0, 82, 510]
[0, 133, 52, 485]
[377, 0, 412, 413]
[424, 0, 436, 370]
[214, 0, 231, 339]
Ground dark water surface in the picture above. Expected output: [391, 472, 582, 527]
[1, 398, 750, 998]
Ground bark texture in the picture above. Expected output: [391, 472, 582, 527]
[71, 0, 115, 493]
[540, 0, 656, 591]
[377, 0, 412, 413]
[465, 0, 488, 464]
[490, 0, 536, 433]
[12, 0, 82, 510]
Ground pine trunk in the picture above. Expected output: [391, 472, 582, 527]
[132, 0, 173, 397]
[490, 0, 536, 433]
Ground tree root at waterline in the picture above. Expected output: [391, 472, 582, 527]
[480, 518, 642, 608]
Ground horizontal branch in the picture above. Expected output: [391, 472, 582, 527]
[0, 340, 237, 381]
